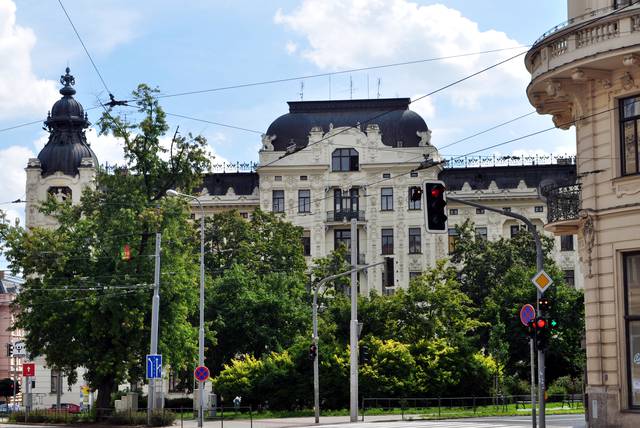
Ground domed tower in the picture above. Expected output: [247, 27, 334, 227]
[526, 1, 640, 426]
[25, 68, 98, 229]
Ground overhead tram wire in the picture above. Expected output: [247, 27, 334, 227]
[152, 45, 532, 100]
[57, 0, 112, 97]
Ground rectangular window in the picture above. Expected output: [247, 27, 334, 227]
[240, 212, 248, 219]
[300, 175, 308, 181]
[408, 227, 422, 254]
[272, 190, 284, 213]
[535, 206, 544, 213]
[448, 228, 459, 254]
[302, 236, 311, 256]
[620, 95, 640, 175]
[408, 188, 421, 210]
[449, 208, 458, 215]
[382, 173, 391, 179]
[381, 188, 394, 211]
[51, 369, 60, 393]
[410, 172, 419, 177]
[503, 207, 512, 213]
[564, 269, 575, 288]
[560, 235, 574, 251]
[624, 252, 640, 408]
[274, 176, 282, 181]
[332, 148, 359, 171]
[476, 208, 485, 214]
[381, 228, 394, 255]
[475, 227, 488, 240]
[334, 229, 351, 252]
[409, 271, 421, 280]
[298, 189, 311, 213]
[510, 225, 524, 238]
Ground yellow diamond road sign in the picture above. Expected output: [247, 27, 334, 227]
[532, 270, 553, 294]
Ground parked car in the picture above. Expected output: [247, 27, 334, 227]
[50, 403, 81, 413]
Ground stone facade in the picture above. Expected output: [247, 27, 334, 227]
[526, 1, 640, 426]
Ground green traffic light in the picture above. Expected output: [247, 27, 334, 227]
[551, 319, 557, 327]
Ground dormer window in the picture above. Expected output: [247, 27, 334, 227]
[332, 148, 359, 171]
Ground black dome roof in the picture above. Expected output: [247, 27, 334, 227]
[38, 68, 97, 177]
[265, 98, 429, 151]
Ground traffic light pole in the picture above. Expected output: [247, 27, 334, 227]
[447, 196, 545, 428]
[311, 257, 387, 423]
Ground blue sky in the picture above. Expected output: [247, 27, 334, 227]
[0, 0, 573, 227]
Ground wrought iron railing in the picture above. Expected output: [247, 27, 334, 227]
[443, 154, 575, 169]
[327, 210, 366, 222]
[546, 184, 581, 224]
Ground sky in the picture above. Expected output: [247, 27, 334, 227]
[0, 0, 575, 232]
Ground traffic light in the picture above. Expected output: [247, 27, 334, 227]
[538, 297, 551, 312]
[424, 181, 447, 233]
[409, 186, 423, 202]
[6, 343, 13, 357]
[308, 343, 317, 361]
[359, 344, 371, 365]
[383, 257, 394, 287]
[535, 316, 551, 351]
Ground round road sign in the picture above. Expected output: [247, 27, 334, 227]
[520, 304, 536, 326]
[194, 365, 210, 382]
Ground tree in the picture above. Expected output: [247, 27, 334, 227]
[203, 210, 309, 372]
[450, 220, 585, 382]
[0, 84, 211, 409]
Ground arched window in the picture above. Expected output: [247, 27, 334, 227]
[332, 148, 359, 171]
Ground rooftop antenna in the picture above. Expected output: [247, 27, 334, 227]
[377, 78, 381, 99]
[299, 81, 304, 101]
[329, 74, 332, 100]
[350, 75, 353, 99]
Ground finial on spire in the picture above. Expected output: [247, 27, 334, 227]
[59, 67, 76, 96]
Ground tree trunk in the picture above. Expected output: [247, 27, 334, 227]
[95, 379, 116, 412]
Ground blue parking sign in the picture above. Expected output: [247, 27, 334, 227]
[146, 354, 162, 379]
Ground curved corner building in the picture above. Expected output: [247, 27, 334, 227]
[525, 1, 640, 426]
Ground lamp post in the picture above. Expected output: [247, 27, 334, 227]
[166, 189, 205, 428]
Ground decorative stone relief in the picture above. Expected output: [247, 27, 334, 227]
[417, 130, 432, 146]
[27, 158, 41, 168]
[614, 178, 640, 197]
[621, 72, 635, 90]
[623, 54, 640, 67]
[261, 134, 276, 151]
[577, 213, 595, 278]
[225, 187, 236, 196]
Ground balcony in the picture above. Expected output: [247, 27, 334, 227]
[545, 185, 582, 235]
[326, 209, 366, 223]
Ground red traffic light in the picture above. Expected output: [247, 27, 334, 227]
[536, 318, 546, 328]
[430, 186, 444, 197]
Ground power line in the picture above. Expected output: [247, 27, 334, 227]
[57, 0, 112, 97]
[165, 112, 263, 134]
[152, 45, 532, 100]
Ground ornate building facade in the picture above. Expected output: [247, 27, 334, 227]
[195, 99, 582, 293]
[526, 0, 640, 426]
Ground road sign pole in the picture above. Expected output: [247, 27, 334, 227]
[447, 195, 546, 428]
[148, 233, 161, 423]
[530, 338, 537, 428]
[349, 218, 359, 422]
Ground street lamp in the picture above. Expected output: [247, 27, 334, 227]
[166, 189, 206, 428]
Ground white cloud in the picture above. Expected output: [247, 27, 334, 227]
[0, 0, 58, 119]
[0, 144, 35, 226]
[410, 95, 435, 120]
[275, 0, 529, 108]
[285, 41, 298, 54]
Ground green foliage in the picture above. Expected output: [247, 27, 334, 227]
[0, 84, 210, 408]
[547, 376, 582, 396]
[360, 338, 415, 398]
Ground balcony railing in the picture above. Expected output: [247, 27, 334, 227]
[327, 210, 366, 222]
[546, 185, 581, 224]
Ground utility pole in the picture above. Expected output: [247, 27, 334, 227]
[312, 256, 388, 423]
[148, 232, 161, 422]
[349, 218, 358, 422]
[447, 196, 545, 428]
